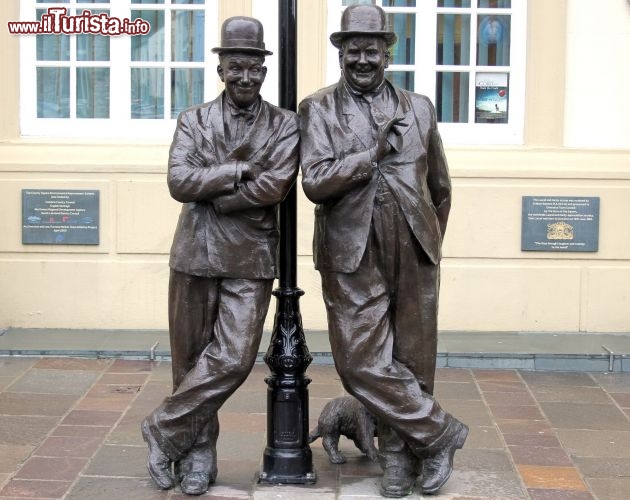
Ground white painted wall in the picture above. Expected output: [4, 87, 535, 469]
[564, 0, 630, 149]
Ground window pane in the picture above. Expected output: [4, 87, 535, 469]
[37, 0, 69, 3]
[436, 71, 469, 123]
[131, 0, 164, 4]
[475, 72, 508, 123]
[37, 10, 70, 61]
[171, 68, 203, 118]
[477, 15, 510, 65]
[437, 14, 470, 65]
[387, 13, 415, 65]
[173, 0, 204, 4]
[131, 68, 164, 119]
[478, 0, 511, 8]
[77, 68, 110, 118]
[37, 67, 70, 118]
[77, 10, 110, 61]
[131, 10, 164, 61]
[386, 71, 414, 91]
[383, 0, 415, 6]
[438, 0, 471, 7]
[172, 10, 205, 62]
[78, 0, 110, 3]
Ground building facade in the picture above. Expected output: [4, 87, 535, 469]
[1, 0, 629, 334]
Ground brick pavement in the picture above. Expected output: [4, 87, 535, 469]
[0, 357, 628, 499]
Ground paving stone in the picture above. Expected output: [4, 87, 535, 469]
[0, 478, 72, 498]
[60, 409, 122, 426]
[436, 368, 474, 382]
[557, 429, 630, 458]
[65, 477, 168, 500]
[215, 459, 261, 488]
[51, 425, 110, 438]
[85, 444, 147, 477]
[571, 456, 630, 478]
[15, 456, 87, 480]
[473, 369, 522, 382]
[528, 385, 612, 404]
[35, 435, 103, 458]
[0, 445, 34, 473]
[74, 383, 141, 411]
[434, 381, 481, 401]
[219, 391, 266, 413]
[307, 382, 345, 399]
[517, 465, 588, 490]
[0, 357, 38, 377]
[438, 469, 527, 499]
[105, 417, 144, 446]
[489, 404, 545, 420]
[527, 489, 595, 500]
[0, 416, 59, 446]
[609, 392, 630, 407]
[106, 359, 154, 374]
[440, 400, 494, 427]
[218, 411, 267, 433]
[476, 380, 529, 393]
[0, 392, 78, 416]
[454, 449, 514, 472]
[508, 445, 573, 466]
[589, 372, 630, 393]
[338, 476, 420, 499]
[503, 433, 562, 448]
[521, 372, 597, 387]
[585, 477, 630, 500]
[216, 431, 265, 461]
[540, 402, 630, 431]
[482, 391, 536, 406]
[33, 357, 110, 371]
[495, 418, 552, 435]
[98, 373, 150, 385]
[0, 376, 15, 391]
[457, 426, 502, 450]
[7, 369, 99, 395]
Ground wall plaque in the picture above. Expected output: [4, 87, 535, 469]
[521, 196, 599, 252]
[22, 189, 99, 245]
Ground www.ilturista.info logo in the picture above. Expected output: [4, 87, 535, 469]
[8, 8, 150, 36]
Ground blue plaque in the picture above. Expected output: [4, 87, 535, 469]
[22, 189, 99, 245]
[521, 196, 599, 252]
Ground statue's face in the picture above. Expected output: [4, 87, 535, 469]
[217, 53, 267, 108]
[340, 36, 389, 93]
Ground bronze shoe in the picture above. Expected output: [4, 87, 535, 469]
[380, 465, 417, 498]
[141, 419, 175, 490]
[420, 420, 469, 495]
[180, 472, 211, 496]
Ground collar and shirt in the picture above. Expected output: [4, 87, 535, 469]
[222, 94, 260, 150]
[344, 79, 398, 135]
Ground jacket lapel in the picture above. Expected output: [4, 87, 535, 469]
[199, 95, 227, 161]
[337, 82, 373, 150]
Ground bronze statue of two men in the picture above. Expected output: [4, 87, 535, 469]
[142, 5, 468, 497]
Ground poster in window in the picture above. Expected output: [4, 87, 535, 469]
[475, 72, 508, 124]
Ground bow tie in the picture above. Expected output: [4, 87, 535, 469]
[229, 107, 256, 124]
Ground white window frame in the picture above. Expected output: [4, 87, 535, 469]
[326, 0, 527, 145]
[20, 0, 218, 140]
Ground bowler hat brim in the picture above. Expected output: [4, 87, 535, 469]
[330, 31, 397, 48]
[211, 46, 273, 56]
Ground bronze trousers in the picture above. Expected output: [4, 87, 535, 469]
[320, 184, 454, 461]
[146, 270, 273, 460]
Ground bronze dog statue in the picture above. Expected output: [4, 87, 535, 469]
[309, 396, 378, 464]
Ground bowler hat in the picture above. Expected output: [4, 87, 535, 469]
[330, 4, 397, 48]
[212, 16, 273, 56]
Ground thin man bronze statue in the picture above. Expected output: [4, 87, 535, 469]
[141, 16, 298, 496]
[299, 5, 468, 497]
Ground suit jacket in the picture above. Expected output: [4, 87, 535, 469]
[168, 93, 299, 279]
[299, 80, 451, 273]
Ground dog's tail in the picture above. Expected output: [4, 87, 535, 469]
[307, 425, 320, 443]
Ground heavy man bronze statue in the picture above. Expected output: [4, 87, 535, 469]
[300, 5, 468, 497]
[141, 17, 298, 496]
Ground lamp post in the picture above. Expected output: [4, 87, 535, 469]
[259, 0, 316, 485]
